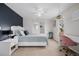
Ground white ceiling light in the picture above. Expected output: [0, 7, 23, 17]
[32, 7, 47, 17]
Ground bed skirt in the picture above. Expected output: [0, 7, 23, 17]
[18, 42, 47, 46]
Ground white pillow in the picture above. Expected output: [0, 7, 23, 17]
[11, 26, 26, 36]
[20, 30, 25, 36]
[11, 26, 18, 35]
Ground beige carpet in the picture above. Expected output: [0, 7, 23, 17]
[12, 39, 65, 56]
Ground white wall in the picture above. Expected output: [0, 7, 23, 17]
[62, 4, 79, 36]
[23, 17, 54, 35]
[23, 17, 33, 34]
[45, 19, 54, 34]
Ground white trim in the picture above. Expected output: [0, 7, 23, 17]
[18, 42, 47, 46]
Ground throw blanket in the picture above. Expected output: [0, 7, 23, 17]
[60, 32, 77, 46]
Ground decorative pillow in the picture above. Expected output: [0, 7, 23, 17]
[20, 30, 25, 36]
[24, 31, 29, 35]
[15, 30, 22, 36]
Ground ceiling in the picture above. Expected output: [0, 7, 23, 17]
[6, 3, 74, 20]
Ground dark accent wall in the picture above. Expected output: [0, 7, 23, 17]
[0, 3, 23, 30]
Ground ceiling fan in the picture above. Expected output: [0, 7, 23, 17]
[32, 7, 48, 17]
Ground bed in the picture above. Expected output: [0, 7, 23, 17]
[11, 26, 48, 46]
[16, 34, 48, 46]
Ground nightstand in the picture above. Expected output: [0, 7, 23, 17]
[0, 36, 18, 56]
